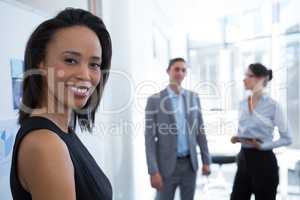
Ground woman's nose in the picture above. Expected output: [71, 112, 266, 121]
[76, 63, 91, 80]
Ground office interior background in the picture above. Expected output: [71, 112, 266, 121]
[0, 0, 300, 199]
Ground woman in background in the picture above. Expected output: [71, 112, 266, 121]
[230, 63, 292, 200]
[10, 8, 112, 200]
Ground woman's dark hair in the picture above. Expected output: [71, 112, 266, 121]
[19, 8, 112, 132]
[249, 63, 273, 86]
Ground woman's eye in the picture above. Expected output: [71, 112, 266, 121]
[64, 58, 78, 65]
[90, 63, 101, 69]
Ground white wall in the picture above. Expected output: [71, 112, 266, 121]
[0, 1, 48, 121]
[0, 2, 47, 199]
[98, 0, 189, 199]
[0, 1, 189, 200]
[0, 1, 91, 200]
[16, 0, 88, 15]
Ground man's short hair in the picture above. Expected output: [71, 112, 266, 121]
[167, 57, 186, 71]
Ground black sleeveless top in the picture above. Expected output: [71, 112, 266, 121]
[10, 116, 112, 200]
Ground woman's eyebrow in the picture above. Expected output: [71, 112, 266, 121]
[62, 51, 100, 61]
[62, 50, 81, 57]
[90, 56, 101, 61]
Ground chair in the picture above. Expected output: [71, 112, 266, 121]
[202, 154, 236, 191]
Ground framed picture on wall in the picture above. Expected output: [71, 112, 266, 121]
[10, 59, 24, 110]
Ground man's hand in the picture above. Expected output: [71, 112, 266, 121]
[150, 172, 163, 191]
[202, 164, 211, 176]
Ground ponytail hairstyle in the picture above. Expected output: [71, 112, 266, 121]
[248, 63, 272, 86]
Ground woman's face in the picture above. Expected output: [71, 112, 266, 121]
[39, 26, 102, 111]
[243, 68, 264, 91]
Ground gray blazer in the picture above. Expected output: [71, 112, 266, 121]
[145, 88, 211, 178]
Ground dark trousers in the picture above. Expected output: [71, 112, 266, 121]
[231, 148, 279, 200]
[156, 156, 196, 200]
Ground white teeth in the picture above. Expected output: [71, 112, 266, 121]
[70, 86, 89, 95]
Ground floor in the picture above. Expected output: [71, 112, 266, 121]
[171, 163, 300, 200]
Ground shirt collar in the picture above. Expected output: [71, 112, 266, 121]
[245, 91, 268, 100]
[261, 93, 268, 101]
[167, 86, 185, 97]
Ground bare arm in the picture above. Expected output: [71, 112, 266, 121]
[17, 130, 76, 200]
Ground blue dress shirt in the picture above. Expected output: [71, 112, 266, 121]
[237, 94, 292, 150]
[167, 87, 190, 156]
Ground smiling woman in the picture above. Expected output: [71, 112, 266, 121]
[10, 8, 112, 200]
[36, 26, 103, 121]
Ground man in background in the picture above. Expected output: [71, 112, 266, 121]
[145, 57, 211, 200]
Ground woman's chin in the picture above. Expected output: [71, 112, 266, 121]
[68, 100, 88, 111]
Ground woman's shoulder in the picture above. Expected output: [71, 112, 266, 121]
[17, 129, 75, 196]
[17, 129, 71, 173]
[19, 129, 67, 154]
[262, 95, 280, 108]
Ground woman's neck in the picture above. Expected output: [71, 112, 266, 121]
[251, 90, 263, 101]
[31, 110, 71, 133]
[31, 93, 71, 133]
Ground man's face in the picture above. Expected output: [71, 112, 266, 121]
[167, 61, 187, 86]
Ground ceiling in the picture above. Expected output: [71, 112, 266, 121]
[137, 0, 270, 44]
